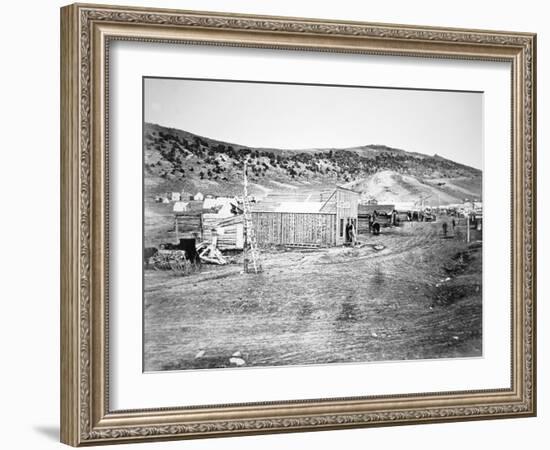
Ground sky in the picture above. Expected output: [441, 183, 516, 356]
[144, 77, 483, 170]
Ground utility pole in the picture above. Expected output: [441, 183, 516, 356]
[242, 160, 262, 274]
[243, 160, 249, 273]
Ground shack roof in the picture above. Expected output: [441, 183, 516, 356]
[334, 185, 360, 195]
[251, 201, 326, 214]
[203, 197, 233, 209]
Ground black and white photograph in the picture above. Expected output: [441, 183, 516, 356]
[142, 77, 483, 372]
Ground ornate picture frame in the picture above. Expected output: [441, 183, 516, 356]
[60, 3, 536, 446]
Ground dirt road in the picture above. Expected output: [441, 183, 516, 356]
[144, 222, 482, 371]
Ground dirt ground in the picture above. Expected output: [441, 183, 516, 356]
[144, 220, 482, 372]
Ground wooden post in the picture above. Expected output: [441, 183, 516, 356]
[466, 214, 471, 243]
[243, 216, 248, 272]
[243, 160, 248, 273]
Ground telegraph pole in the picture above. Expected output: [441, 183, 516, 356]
[242, 159, 262, 274]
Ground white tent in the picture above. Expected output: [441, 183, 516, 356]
[173, 201, 189, 213]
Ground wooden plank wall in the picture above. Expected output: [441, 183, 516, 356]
[252, 212, 336, 246]
[175, 214, 201, 240]
[357, 217, 371, 234]
[202, 217, 244, 250]
[335, 189, 359, 245]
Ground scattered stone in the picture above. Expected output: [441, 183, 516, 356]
[195, 350, 205, 359]
[452, 336, 459, 340]
[229, 357, 246, 366]
[371, 332, 378, 338]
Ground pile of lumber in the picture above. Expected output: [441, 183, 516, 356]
[285, 243, 321, 249]
[196, 238, 227, 265]
[150, 249, 198, 275]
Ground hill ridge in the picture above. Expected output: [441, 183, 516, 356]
[143, 122, 481, 205]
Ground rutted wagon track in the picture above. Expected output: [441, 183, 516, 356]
[144, 222, 482, 371]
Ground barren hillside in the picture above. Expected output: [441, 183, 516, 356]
[144, 122, 481, 205]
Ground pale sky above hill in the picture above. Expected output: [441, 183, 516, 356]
[144, 77, 483, 170]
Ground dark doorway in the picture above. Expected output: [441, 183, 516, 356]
[178, 238, 200, 263]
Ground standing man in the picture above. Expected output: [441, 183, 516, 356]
[345, 221, 352, 245]
[350, 221, 357, 246]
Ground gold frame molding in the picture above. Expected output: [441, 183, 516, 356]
[60, 3, 537, 446]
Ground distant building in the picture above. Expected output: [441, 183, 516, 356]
[358, 204, 396, 233]
[193, 192, 204, 201]
[170, 192, 182, 202]
[462, 201, 475, 213]
[473, 201, 483, 213]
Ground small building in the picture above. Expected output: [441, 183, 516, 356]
[462, 201, 475, 214]
[170, 191, 182, 202]
[469, 212, 483, 231]
[173, 200, 210, 241]
[174, 213, 201, 241]
[212, 215, 245, 250]
[473, 201, 483, 214]
[193, 192, 204, 201]
[251, 186, 359, 247]
[358, 204, 395, 233]
[201, 197, 242, 247]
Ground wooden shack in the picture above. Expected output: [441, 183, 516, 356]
[251, 186, 359, 247]
[319, 186, 360, 245]
[252, 210, 337, 246]
[358, 204, 395, 233]
[173, 200, 210, 241]
[201, 198, 244, 249]
[174, 213, 202, 241]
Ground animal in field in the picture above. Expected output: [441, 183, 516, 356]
[144, 247, 159, 267]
